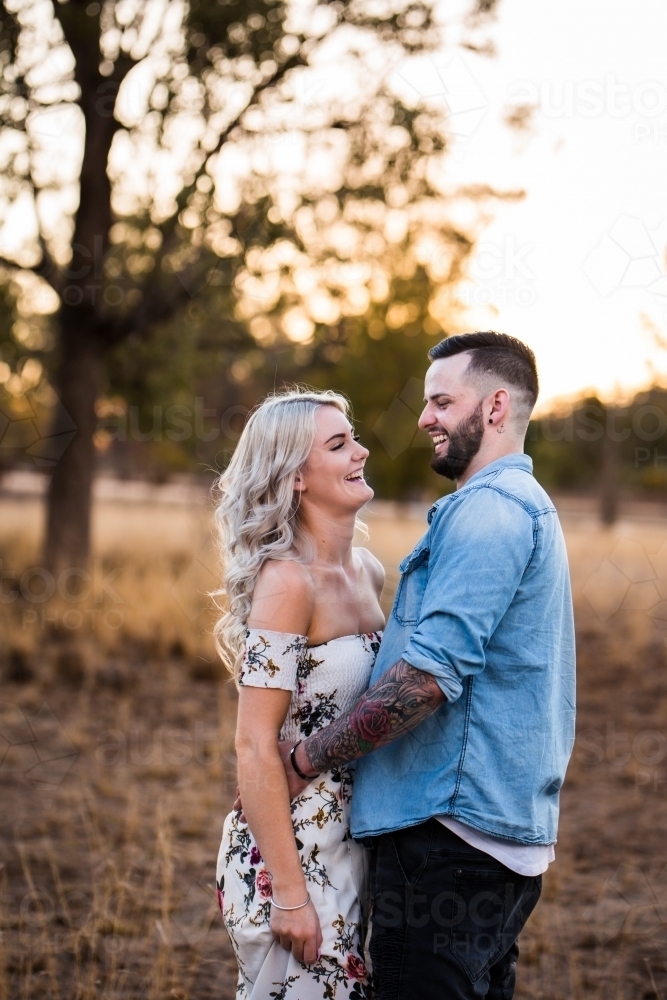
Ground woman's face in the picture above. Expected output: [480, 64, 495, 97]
[296, 406, 373, 513]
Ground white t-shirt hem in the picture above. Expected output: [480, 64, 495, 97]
[436, 817, 555, 877]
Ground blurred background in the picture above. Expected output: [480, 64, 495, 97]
[2, 0, 667, 996]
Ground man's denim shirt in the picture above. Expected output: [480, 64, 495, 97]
[351, 454, 576, 846]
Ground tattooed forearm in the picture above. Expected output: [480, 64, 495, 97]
[300, 659, 445, 775]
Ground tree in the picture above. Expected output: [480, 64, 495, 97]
[0, 0, 498, 573]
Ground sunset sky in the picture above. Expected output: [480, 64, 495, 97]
[3, 0, 667, 414]
[428, 0, 667, 411]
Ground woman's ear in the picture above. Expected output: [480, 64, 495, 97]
[293, 469, 306, 493]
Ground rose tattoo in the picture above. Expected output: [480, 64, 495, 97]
[301, 658, 445, 775]
[350, 700, 392, 752]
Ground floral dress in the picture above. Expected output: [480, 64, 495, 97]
[217, 628, 382, 1000]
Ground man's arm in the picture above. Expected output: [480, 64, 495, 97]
[294, 492, 532, 781]
[295, 658, 444, 778]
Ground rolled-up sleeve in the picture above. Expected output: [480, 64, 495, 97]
[402, 486, 535, 702]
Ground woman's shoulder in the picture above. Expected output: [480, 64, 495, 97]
[354, 546, 385, 591]
[249, 558, 314, 635]
[255, 557, 314, 592]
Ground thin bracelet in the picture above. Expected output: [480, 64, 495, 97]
[290, 741, 315, 782]
[271, 892, 311, 911]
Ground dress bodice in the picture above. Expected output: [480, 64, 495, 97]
[240, 629, 383, 744]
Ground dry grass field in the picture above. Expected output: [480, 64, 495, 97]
[2, 480, 667, 999]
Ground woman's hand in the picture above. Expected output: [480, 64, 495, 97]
[270, 898, 323, 965]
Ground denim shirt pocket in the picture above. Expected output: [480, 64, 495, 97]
[393, 542, 430, 625]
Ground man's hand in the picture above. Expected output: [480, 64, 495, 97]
[279, 740, 312, 799]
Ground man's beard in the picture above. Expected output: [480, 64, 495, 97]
[430, 402, 485, 480]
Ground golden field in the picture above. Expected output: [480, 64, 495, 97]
[2, 479, 667, 999]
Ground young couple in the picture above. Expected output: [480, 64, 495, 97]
[214, 332, 576, 1000]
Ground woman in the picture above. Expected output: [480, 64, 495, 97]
[214, 388, 385, 1000]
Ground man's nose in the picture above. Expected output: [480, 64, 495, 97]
[418, 404, 435, 430]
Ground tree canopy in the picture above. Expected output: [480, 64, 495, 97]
[0, 0, 501, 567]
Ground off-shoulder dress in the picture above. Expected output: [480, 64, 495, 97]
[217, 627, 382, 1000]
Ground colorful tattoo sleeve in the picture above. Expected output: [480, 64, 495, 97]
[302, 659, 445, 774]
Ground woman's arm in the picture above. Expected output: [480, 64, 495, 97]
[236, 688, 322, 961]
[235, 560, 322, 963]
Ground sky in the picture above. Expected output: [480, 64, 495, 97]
[412, 0, 667, 411]
[4, 0, 667, 414]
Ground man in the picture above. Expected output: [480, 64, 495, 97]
[286, 331, 576, 999]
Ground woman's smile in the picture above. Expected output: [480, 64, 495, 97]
[344, 468, 366, 484]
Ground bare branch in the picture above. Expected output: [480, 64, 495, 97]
[159, 51, 306, 251]
[0, 255, 21, 273]
[128, 51, 307, 331]
[34, 236, 62, 293]
[0, 244, 60, 292]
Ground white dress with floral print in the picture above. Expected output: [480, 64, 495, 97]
[217, 628, 382, 1000]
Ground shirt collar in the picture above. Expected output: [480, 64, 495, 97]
[464, 452, 533, 486]
[427, 453, 533, 523]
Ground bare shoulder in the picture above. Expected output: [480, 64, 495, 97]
[355, 546, 385, 596]
[248, 559, 314, 634]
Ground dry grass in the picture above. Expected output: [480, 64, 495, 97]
[2, 490, 667, 998]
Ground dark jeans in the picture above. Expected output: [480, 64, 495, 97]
[368, 820, 542, 1000]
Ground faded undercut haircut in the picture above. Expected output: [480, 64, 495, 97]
[428, 331, 539, 431]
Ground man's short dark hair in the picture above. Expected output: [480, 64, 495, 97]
[428, 331, 539, 423]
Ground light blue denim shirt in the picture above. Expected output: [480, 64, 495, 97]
[351, 454, 576, 846]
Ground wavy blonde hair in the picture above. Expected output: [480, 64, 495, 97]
[213, 387, 354, 681]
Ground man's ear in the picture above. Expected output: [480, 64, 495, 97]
[487, 388, 510, 425]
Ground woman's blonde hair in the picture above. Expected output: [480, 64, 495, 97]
[212, 387, 353, 681]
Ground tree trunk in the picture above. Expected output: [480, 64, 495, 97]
[40, 11, 127, 575]
[44, 312, 104, 575]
